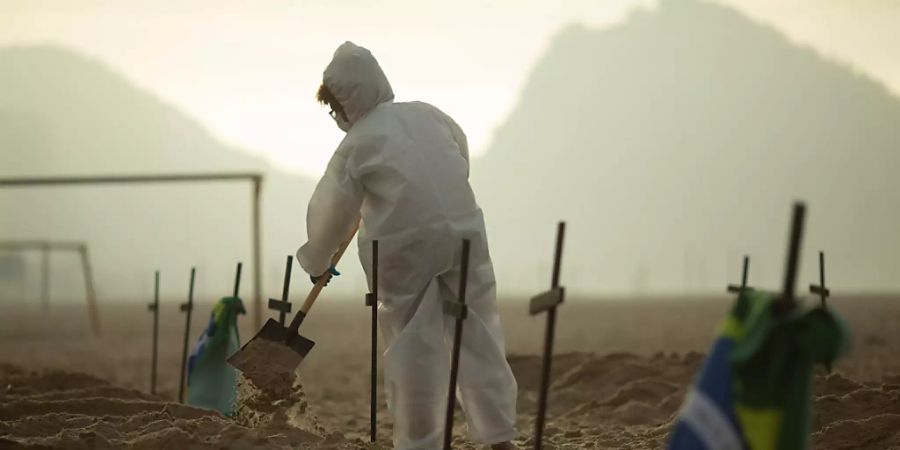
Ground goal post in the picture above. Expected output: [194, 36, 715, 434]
[0, 173, 265, 333]
[0, 240, 100, 335]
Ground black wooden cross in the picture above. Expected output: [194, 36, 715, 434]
[268, 256, 294, 325]
[727, 255, 752, 294]
[809, 251, 830, 307]
[365, 240, 379, 443]
[232, 262, 243, 301]
[178, 267, 196, 403]
[442, 239, 472, 450]
[531, 222, 566, 450]
[147, 270, 160, 395]
[776, 202, 806, 314]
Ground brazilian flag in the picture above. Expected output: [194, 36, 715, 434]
[668, 289, 849, 450]
[187, 296, 245, 415]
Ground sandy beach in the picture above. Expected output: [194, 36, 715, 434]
[1, 295, 898, 449]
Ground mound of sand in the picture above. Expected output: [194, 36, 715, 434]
[2, 352, 898, 449]
[810, 373, 900, 450]
[0, 363, 367, 449]
[506, 353, 900, 449]
[507, 352, 700, 449]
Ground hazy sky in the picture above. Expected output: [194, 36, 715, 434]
[1, 0, 898, 177]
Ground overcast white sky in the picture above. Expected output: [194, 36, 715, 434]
[1, 0, 898, 177]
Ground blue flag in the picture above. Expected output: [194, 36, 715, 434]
[186, 296, 244, 415]
[668, 331, 745, 449]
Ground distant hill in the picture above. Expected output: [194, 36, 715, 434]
[0, 46, 323, 304]
[472, 0, 900, 295]
[0, 47, 267, 175]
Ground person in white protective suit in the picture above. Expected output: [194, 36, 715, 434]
[296, 42, 519, 450]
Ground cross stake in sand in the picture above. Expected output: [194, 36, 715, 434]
[530, 222, 566, 450]
[230, 262, 246, 314]
[178, 267, 196, 403]
[776, 202, 806, 314]
[727, 255, 752, 294]
[232, 262, 243, 298]
[809, 251, 830, 307]
[268, 257, 294, 325]
[147, 270, 160, 395]
[442, 239, 472, 450]
[365, 240, 379, 443]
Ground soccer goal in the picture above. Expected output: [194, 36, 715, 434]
[0, 173, 265, 335]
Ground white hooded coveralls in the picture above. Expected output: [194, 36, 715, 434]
[296, 42, 518, 449]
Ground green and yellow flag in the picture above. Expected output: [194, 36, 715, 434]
[669, 290, 850, 450]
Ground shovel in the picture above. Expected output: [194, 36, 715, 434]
[228, 223, 359, 373]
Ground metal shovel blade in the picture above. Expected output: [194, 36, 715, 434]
[227, 318, 316, 374]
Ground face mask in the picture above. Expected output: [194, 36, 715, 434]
[335, 114, 352, 132]
[330, 109, 352, 132]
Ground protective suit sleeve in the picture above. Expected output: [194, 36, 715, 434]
[296, 146, 362, 276]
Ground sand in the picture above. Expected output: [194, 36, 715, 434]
[0, 362, 366, 449]
[231, 339, 326, 438]
[1, 296, 899, 448]
[3, 353, 898, 449]
[229, 338, 304, 394]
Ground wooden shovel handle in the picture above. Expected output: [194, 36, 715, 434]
[299, 221, 360, 315]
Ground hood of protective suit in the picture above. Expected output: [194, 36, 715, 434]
[324, 42, 394, 125]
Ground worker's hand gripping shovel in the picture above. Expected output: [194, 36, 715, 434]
[228, 223, 359, 374]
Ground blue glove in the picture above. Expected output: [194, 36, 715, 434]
[310, 265, 340, 285]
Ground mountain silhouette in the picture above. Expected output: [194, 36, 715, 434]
[0, 47, 262, 175]
[0, 46, 320, 304]
[472, 0, 900, 295]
